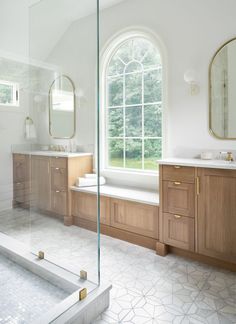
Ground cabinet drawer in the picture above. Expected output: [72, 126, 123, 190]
[51, 190, 67, 216]
[162, 165, 195, 183]
[163, 181, 195, 217]
[50, 157, 67, 169]
[72, 192, 110, 225]
[110, 199, 159, 239]
[51, 167, 67, 190]
[163, 213, 194, 251]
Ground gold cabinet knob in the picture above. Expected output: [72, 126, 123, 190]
[174, 215, 182, 219]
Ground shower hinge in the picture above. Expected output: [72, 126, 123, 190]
[79, 288, 87, 301]
[38, 251, 45, 260]
[80, 270, 87, 280]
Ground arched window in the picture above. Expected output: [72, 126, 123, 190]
[104, 36, 163, 172]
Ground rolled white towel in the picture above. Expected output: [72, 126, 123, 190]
[84, 173, 97, 178]
[76, 176, 106, 187]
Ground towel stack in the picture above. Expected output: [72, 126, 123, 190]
[76, 174, 106, 187]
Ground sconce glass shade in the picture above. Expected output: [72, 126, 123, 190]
[184, 69, 197, 84]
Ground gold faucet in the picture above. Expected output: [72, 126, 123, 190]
[226, 152, 234, 162]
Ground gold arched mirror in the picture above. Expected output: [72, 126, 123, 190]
[209, 38, 236, 139]
[49, 75, 76, 139]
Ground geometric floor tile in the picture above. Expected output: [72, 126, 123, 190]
[0, 208, 236, 324]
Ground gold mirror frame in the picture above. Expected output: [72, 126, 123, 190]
[209, 37, 236, 140]
[49, 75, 76, 139]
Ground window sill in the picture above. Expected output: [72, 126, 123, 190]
[101, 168, 159, 191]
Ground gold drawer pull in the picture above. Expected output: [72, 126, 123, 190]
[55, 167, 60, 170]
[174, 181, 181, 185]
[174, 166, 181, 169]
[174, 215, 182, 219]
[56, 190, 60, 193]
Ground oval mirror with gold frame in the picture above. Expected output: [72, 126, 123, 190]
[49, 75, 76, 139]
[209, 37, 236, 140]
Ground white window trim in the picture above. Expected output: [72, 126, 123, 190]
[100, 28, 168, 188]
[0, 80, 20, 107]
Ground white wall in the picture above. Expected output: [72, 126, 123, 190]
[0, 0, 29, 56]
[0, 0, 30, 211]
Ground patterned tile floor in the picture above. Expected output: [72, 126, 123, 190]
[0, 208, 236, 323]
[0, 253, 68, 324]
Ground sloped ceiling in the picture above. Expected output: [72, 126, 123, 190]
[29, 0, 126, 61]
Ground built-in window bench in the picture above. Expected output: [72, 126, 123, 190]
[71, 185, 159, 250]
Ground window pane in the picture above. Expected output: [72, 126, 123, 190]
[125, 106, 142, 137]
[142, 49, 161, 69]
[144, 104, 162, 137]
[125, 61, 142, 73]
[0, 83, 13, 105]
[133, 38, 150, 62]
[116, 40, 133, 64]
[144, 70, 162, 103]
[108, 76, 123, 106]
[108, 139, 124, 168]
[108, 108, 123, 137]
[108, 54, 125, 76]
[125, 73, 142, 105]
[125, 139, 142, 169]
[144, 139, 162, 170]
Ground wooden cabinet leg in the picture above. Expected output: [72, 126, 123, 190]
[156, 242, 168, 256]
[64, 216, 73, 226]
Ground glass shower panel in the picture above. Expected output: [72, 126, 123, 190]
[0, 0, 102, 322]
[28, 0, 100, 288]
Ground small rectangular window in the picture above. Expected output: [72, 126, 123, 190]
[0, 80, 19, 107]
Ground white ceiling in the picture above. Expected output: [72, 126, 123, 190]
[29, 0, 125, 60]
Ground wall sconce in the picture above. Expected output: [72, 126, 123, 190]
[184, 69, 200, 95]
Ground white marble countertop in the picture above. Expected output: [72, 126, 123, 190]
[158, 158, 236, 170]
[12, 151, 93, 158]
[71, 185, 159, 206]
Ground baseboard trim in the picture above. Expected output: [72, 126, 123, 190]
[169, 246, 236, 272]
[73, 217, 157, 250]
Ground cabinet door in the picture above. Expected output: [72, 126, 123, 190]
[31, 157, 51, 211]
[13, 154, 27, 183]
[197, 168, 236, 263]
[14, 182, 25, 203]
[163, 213, 194, 251]
[163, 181, 195, 217]
[72, 192, 110, 225]
[13, 154, 30, 205]
[51, 190, 67, 216]
[110, 199, 159, 239]
[51, 167, 67, 190]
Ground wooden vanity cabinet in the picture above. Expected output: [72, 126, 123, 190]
[159, 164, 236, 267]
[160, 165, 196, 252]
[13, 153, 93, 225]
[197, 168, 236, 263]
